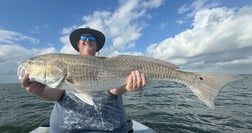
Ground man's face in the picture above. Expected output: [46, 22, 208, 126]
[77, 33, 97, 56]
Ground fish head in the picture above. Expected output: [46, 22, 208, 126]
[17, 56, 67, 88]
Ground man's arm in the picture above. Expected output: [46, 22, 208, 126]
[109, 70, 145, 95]
[21, 73, 64, 101]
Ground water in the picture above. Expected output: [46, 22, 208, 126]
[0, 75, 252, 133]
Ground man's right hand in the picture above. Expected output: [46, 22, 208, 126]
[19, 72, 65, 101]
[20, 73, 46, 95]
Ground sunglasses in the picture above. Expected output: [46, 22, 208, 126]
[80, 35, 96, 41]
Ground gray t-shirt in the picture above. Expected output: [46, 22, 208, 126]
[50, 91, 128, 133]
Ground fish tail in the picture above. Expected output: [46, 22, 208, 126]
[187, 73, 242, 109]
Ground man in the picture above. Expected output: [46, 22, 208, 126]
[20, 27, 145, 132]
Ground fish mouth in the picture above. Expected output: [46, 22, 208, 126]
[17, 65, 26, 80]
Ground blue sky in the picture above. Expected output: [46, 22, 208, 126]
[1, 0, 252, 83]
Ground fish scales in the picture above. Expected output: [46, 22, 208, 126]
[65, 55, 120, 91]
[17, 53, 242, 109]
[106, 55, 190, 82]
[58, 54, 116, 91]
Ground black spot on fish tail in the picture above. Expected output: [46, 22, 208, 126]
[199, 77, 203, 80]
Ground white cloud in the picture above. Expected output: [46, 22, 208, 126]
[28, 25, 49, 34]
[178, 4, 191, 14]
[59, 35, 78, 54]
[0, 29, 39, 44]
[147, 6, 252, 74]
[158, 22, 169, 30]
[60, 0, 163, 56]
[105, 50, 143, 57]
[0, 29, 58, 83]
[176, 19, 185, 24]
[0, 44, 58, 83]
[177, 0, 219, 24]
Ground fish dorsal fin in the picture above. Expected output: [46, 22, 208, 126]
[110, 55, 179, 69]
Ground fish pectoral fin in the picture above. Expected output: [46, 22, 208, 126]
[64, 78, 95, 106]
[64, 77, 81, 90]
[64, 78, 89, 92]
[46, 76, 65, 88]
[74, 93, 95, 106]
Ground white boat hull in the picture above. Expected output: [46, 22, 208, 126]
[30, 120, 156, 133]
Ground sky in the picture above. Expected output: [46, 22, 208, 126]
[0, 0, 252, 83]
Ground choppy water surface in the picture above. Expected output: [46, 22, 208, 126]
[0, 75, 251, 133]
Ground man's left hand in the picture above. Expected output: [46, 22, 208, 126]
[125, 70, 146, 92]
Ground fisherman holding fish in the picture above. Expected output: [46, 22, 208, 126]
[18, 25, 242, 132]
[19, 27, 146, 132]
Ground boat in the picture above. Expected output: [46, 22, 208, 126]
[30, 120, 157, 133]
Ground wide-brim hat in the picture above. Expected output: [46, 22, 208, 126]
[70, 27, 105, 52]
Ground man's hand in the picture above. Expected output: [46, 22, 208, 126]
[21, 73, 46, 95]
[109, 70, 146, 95]
[20, 73, 64, 101]
[125, 70, 145, 92]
